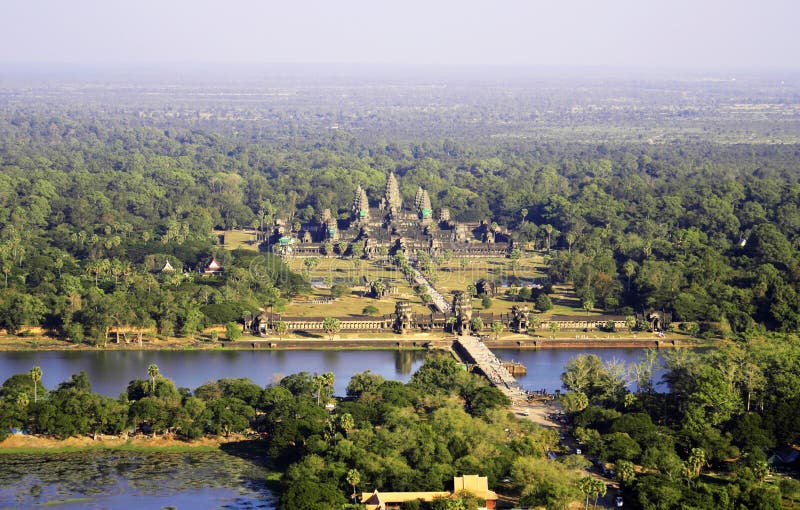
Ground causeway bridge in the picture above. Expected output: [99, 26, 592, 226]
[410, 265, 451, 314]
[454, 336, 527, 403]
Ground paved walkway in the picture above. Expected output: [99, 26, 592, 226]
[455, 335, 527, 402]
[410, 266, 451, 313]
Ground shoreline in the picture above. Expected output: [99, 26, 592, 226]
[0, 433, 245, 454]
[0, 333, 702, 353]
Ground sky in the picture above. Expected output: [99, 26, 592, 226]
[1, 0, 797, 70]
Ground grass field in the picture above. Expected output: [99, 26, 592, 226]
[278, 252, 605, 319]
[215, 229, 260, 251]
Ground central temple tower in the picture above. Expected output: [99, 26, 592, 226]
[381, 172, 402, 218]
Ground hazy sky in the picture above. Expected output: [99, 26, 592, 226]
[1, 0, 797, 69]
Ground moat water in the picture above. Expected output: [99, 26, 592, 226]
[0, 349, 428, 397]
[0, 347, 665, 397]
[492, 347, 669, 393]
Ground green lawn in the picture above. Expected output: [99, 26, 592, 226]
[278, 252, 607, 319]
[279, 251, 619, 320]
[216, 229, 260, 251]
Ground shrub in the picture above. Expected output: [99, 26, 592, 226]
[535, 294, 553, 312]
[225, 322, 242, 341]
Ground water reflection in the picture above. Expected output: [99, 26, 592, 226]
[493, 347, 670, 393]
[322, 350, 340, 364]
[0, 349, 428, 397]
[395, 349, 416, 374]
[0, 348, 669, 397]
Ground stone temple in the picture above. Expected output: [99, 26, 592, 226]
[270, 172, 512, 258]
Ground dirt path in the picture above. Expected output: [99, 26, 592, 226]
[509, 398, 562, 428]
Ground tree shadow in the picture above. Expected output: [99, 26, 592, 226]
[293, 330, 323, 338]
[220, 439, 272, 467]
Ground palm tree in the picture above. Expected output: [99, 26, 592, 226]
[30, 366, 42, 403]
[373, 280, 386, 299]
[590, 478, 606, 509]
[322, 372, 335, 399]
[579, 476, 593, 510]
[147, 363, 159, 394]
[314, 372, 335, 405]
[543, 224, 554, 252]
[338, 413, 354, 436]
[565, 231, 577, 254]
[623, 259, 637, 292]
[346, 468, 361, 503]
[16, 392, 29, 409]
[616, 459, 636, 485]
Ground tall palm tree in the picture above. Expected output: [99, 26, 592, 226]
[543, 224, 554, 252]
[147, 363, 159, 394]
[314, 372, 335, 405]
[322, 372, 335, 404]
[590, 478, 606, 509]
[579, 476, 593, 510]
[30, 366, 42, 403]
[346, 469, 361, 503]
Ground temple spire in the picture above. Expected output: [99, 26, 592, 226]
[419, 189, 432, 219]
[383, 172, 402, 215]
[353, 185, 369, 220]
[414, 186, 424, 210]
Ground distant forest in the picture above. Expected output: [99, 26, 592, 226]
[0, 72, 798, 340]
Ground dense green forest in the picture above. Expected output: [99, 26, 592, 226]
[557, 334, 800, 509]
[0, 73, 799, 341]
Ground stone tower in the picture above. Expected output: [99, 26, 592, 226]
[452, 290, 473, 336]
[321, 209, 338, 240]
[383, 172, 402, 216]
[419, 190, 432, 221]
[414, 186, 424, 210]
[353, 185, 370, 221]
[394, 300, 414, 334]
[510, 304, 530, 333]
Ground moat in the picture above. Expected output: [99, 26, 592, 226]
[0, 347, 664, 397]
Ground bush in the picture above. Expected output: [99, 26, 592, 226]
[202, 302, 246, 324]
[481, 295, 492, 309]
[362, 305, 379, 315]
[535, 294, 553, 312]
[62, 322, 85, 343]
[225, 322, 242, 341]
[330, 284, 350, 298]
[779, 478, 800, 499]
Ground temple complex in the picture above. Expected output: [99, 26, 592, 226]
[270, 172, 512, 258]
